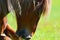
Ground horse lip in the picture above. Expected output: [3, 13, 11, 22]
[26, 35, 32, 38]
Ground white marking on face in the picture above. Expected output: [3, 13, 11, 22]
[17, 0, 22, 16]
[33, 0, 36, 8]
[33, 0, 43, 10]
[37, 2, 40, 7]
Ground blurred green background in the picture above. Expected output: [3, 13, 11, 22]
[7, 0, 60, 40]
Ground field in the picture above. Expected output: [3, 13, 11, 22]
[7, 0, 60, 40]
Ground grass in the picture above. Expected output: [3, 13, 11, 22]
[7, 0, 60, 40]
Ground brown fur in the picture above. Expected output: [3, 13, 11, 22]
[0, 0, 51, 40]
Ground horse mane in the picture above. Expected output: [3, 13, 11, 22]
[43, 0, 51, 17]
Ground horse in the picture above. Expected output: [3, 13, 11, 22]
[0, 0, 51, 40]
[0, 0, 19, 40]
[10, 0, 51, 39]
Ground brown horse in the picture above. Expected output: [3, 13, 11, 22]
[0, 0, 19, 40]
[11, 0, 51, 39]
[0, 0, 51, 40]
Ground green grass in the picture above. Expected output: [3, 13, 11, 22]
[7, 0, 60, 40]
[7, 12, 17, 31]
